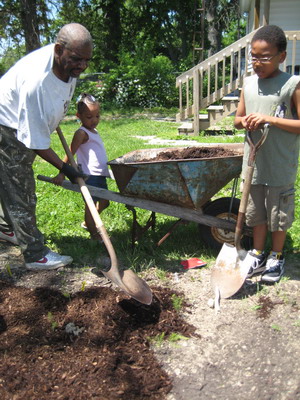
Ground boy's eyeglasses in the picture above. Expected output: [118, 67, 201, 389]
[250, 54, 279, 64]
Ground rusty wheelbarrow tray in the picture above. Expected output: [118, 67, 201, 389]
[38, 143, 251, 250]
[107, 144, 244, 210]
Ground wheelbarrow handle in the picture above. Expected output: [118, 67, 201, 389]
[246, 123, 270, 166]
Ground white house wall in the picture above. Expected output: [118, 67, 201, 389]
[269, 0, 300, 69]
[242, 0, 300, 71]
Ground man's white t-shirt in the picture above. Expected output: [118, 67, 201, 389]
[0, 44, 76, 149]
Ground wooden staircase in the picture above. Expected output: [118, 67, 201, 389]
[176, 29, 300, 135]
[178, 95, 240, 134]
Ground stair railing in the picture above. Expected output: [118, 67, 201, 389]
[176, 29, 300, 135]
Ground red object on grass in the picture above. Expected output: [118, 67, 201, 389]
[180, 258, 207, 270]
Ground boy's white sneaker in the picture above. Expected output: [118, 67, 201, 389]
[245, 250, 267, 278]
[261, 254, 285, 283]
[25, 250, 73, 271]
[0, 230, 18, 245]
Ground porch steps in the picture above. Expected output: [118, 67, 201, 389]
[178, 95, 240, 135]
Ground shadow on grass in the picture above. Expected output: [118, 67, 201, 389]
[47, 217, 217, 274]
[43, 208, 300, 291]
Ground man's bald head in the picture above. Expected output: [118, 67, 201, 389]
[53, 23, 93, 82]
[56, 23, 93, 49]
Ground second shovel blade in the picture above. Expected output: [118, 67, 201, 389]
[211, 243, 248, 299]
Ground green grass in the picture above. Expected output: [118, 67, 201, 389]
[33, 111, 300, 274]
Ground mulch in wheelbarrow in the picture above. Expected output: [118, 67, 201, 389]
[0, 282, 198, 400]
[146, 147, 237, 162]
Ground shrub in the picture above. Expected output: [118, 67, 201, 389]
[70, 54, 178, 111]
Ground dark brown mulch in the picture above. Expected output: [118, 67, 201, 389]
[0, 281, 197, 400]
[256, 295, 284, 319]
[148, 147, 237, 162]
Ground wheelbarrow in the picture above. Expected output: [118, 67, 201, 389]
[39, 143, 249, 251]
[107, 143, 250, 249]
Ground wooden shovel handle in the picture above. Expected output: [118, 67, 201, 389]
[56, 126, 102, 230]
[57, 126, 78, 171]
[55, 126, 153, 305]
[56, 126, 118, 267]
[235, 124, 269, 249]
[234, 164, 254, 250]
[246, 123, 269, 166]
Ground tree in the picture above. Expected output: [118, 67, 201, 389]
[20, 0, 41, 52]
[0, 0, 52, 55]
[205, 0, 241, 56]
[206, 0, 219, 56]
[121, 0, 195, 64]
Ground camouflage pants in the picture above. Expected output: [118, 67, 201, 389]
[0, 125, 48, 262]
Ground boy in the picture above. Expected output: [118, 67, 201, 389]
[234, 25, 300, 283]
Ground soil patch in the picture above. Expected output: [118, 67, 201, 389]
[1, 241, 300, 400]
[140, 147, 237, 162]
[0, 280, 196, 400]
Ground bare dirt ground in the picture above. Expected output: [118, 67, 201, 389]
[1, 240, 300, 400]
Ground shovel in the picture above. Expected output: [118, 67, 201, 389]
[56, 126, 153, 305]
[211, 123, 269, 301]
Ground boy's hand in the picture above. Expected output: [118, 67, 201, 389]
[243, 113, 269, 131]
[52, 172, 65, 186]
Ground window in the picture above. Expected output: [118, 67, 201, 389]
[286, 65, 300, 75]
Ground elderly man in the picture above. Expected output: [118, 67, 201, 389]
[0, 23, 93, 270]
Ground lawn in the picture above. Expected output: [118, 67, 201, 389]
[33, 112, 300, 275]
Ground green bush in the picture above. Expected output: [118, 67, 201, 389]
[70, 77, 108, 114]
[71, 54, 178, 111]
[111, 55, 177, 108]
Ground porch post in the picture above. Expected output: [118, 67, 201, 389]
[254, 0, 260, 29]
[193, 68, 200, 135]
[262, 0, 270, 26]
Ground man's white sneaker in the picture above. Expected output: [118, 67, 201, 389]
[25, 250, 73, 271]
[0, 230, 18, 245]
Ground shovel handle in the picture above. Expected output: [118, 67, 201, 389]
[54, 127, 153, 304]
[246, 123, 269, 166]
[56, 127, 103, 232]
[235, 164, 254, 250]
[235, 124, 269, 249]
[56, 126, 119, 269]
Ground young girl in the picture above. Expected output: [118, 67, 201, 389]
[53, 93, 110, 240]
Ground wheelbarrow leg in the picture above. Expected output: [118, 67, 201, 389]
[157, 219, 189, 247]
[126, 206, 156, 249]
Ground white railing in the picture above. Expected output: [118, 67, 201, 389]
[176, 30, 300, 135]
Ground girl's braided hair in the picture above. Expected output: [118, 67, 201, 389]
[77, 93, 98, 113]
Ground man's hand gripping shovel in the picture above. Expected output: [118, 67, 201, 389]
[211, 123, 269, 310]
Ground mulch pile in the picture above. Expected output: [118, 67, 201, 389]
[143, 147, 237, 162]
[0, 281, 197, 400]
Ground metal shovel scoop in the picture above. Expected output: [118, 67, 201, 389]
[211, 124, 269, 300]
[56, 126, 152, 305]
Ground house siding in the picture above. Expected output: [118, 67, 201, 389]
[270, 0, 300, 69]
[242, 0, 300, 71]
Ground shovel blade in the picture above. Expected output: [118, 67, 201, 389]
[103, 268, 153, 305]
[211, 243, 249, 299]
